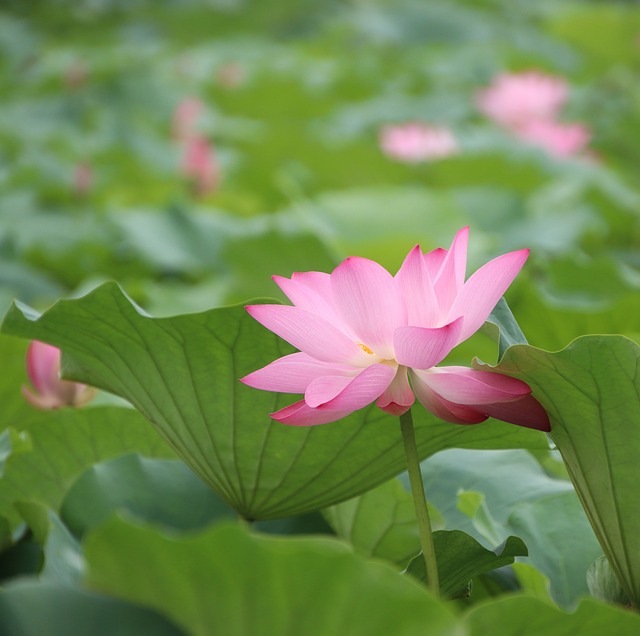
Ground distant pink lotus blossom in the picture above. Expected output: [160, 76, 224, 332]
[513, 119, 591, 158]
[22, 341, 96, 410]
[181, 135, 220, 196]
[379, 123, 458, 163]
[64, 61, 88, 90]
[476, 71, 568, 128]
[242, 227, 549, 431]
[172, 98, 204, 141]
[73, 163, 93, 196]
[215, 62, 246, 88]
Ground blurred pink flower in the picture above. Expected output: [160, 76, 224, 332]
[64, 61, 88, 90]
[73, 162, 93, 196]
[172, 98, 204, 141]
[513, 119, 591, 158]
[241, 227, 549, 431]
[379, 123, 458, 163]
[215, 62, 246, 88]
[181, 135, 220, 196]
[476, 71, 568, 127]
[22, 341, 96, 410]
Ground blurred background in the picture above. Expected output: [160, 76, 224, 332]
[1, 0, 639, 352]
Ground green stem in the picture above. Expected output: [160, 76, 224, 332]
[400, 408, 440, 597]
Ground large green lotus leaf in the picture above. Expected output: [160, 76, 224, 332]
[60, 454, 236, 538]
[323, 477, 432, 566]
[513, 281, 640, 352]
[418, 449, 597, 606]
[84, 518, 459, 636]
[464, 595, 640, 636]
[482, 297, 528, 360]
[420, 449, 574, 541]
[0, 407, 174, 528]
[486, 335, 640, 607]
[511, 563, 553, 604]
[507, 492, 603, 606]
[61, 453, 333, 540]
[0, 428, 31, 478]
[406, 531, 527, 599]
[0, 282, 547, 520]
[0, 580, 185, 636]
[14, 502, 83, 587]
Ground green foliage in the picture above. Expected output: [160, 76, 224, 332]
[488, 336, 640, 607]
[0, 406, 173, 528]
[84, 518, 459, 636]
[60, 454, 236, 537]
[323, 477, 429, 566]
[406, 531, 528, 599]
[0, 0, 639, 629]
[464, 595, 640, 636]
[508, 492, 605, 607]
[587, 556, 631, 607]
[0, 580, 185, 636]
[14, 503, 83, 586]
[420, 449, 601, 606]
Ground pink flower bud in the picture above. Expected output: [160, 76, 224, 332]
[513, 119, 591, 158]
[379, 123, 458, 163]
[172, 98, 204, 141]
[215, 62, 246, 88]
[22, 341, 96, 410]
[64, 61, 88, 90]
[73, 163, 93, 196]
[476, 71, 568, 128]
[180, 135, 220, 196]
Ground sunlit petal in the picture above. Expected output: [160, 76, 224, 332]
[394, 318, 463, 369]
[395, 245, 440, 327]
[271, 364, 396, 426]
[240, 352, 355, 394]
[376, 366, 414, 416]
[331, 256, 406, 359]
[273, 272, 354, 336]
[433, 226, 469, 312]
[270, 399, 356, 427]
[447, 249, 529, 342]
[305, 374, 355, 407]
[310, 363, 397, 410]
[423, 247, 447, 281]
[246, 305, 370, 365]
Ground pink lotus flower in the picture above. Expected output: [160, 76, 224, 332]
[512, 119, 591, 158]
[73, 162, 93, 196]
[172, 98, 204, 141]
[476, 71, 568, 128]
[215, 62, 246, 88]
[379, 123, 458, 163]
[22, 341, 96, 410]
[241, 227, 550, 431]
[180, 135, 220, 196]
[64, 60, 88, 90]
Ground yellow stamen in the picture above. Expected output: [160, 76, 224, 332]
[357, 342, 375, 355]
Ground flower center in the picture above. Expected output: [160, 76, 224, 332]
[357, 342, 375, 355]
